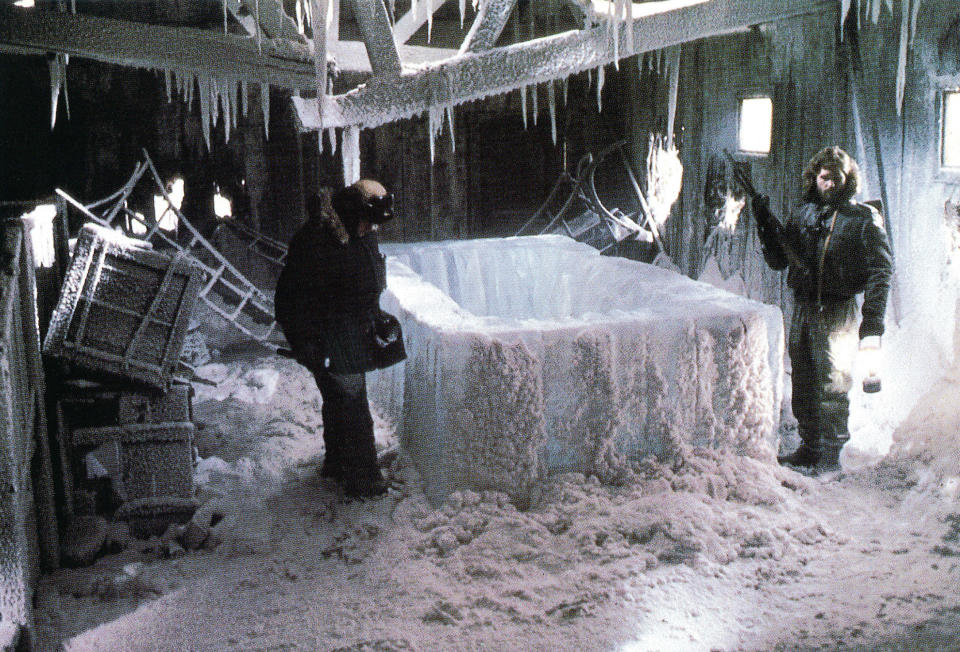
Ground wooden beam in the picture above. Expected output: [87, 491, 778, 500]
[392, 0, 452, 44]
[0, 6, 318, 90]
[348, 0, 402, 78]
[294, 0, 836, 131]
[459, 0, 518, 54]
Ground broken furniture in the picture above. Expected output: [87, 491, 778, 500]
[370, 235, 784, 506]
[515, 141, 658, 254]
[42, 223, 203, 543]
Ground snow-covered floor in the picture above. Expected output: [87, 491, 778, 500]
[33, 342, 960, 652]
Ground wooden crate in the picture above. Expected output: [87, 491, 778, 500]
[43, 224, 204, 390]
[71, 422, 195, 503]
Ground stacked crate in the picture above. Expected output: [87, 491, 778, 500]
[42, 224, 204, 539]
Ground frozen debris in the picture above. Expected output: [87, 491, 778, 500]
[61, 516, 109, 567]
[645, 133, 683, 228]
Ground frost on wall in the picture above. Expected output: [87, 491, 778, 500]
[449, 336, 546, 503]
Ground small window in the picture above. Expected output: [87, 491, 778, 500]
[942, 90, 960, 169]
[738, 96, 773, 155]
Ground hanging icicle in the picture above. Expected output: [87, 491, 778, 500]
[895, 0, 910, 115]
[163, 69, 172, 103]
[222, 0, 228, 33]
[911, 0, 922, 39]
[520, 85, 528, 130]
[596, 65, 605, 113]
[428, 105, 443, 164]
[260, 82, 270, 140]
[840, 0, 852, 37]
[445, 106, 456, 152]
[342, 126, 361, 185]
[562, 77, 568, 106]
[48, 55, 62, 130]
[231, 80, 240, 128]
[255, 0, 262, 54]
[547, 81, 557, 146]
[199, 76, 212, 151]
[327, 127, 337, 154]
[60, 56, 70, 122]
[532, 83, 539, 126]
[665, 46, 681, 148]
[427, 0, 434, 43]
[459, 0, 465, 28]
[221, 80, 233, 143]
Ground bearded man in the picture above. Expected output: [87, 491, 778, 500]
[753, 146, 893, 469]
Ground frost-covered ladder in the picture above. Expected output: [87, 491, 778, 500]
[56, 152, 284, 350]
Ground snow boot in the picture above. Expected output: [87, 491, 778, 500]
[777, 443, 820, 468]
[339, 466, 388, 498]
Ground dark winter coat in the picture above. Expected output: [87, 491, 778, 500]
[759, 199, 893, 338]
[274, 194, 395, 374]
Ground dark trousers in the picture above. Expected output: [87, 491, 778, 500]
[789, 299, 859, 458]
[313, 371, 379, 475]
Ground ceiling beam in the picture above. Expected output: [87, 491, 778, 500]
[348, 0, 402, 78]
[294, 0, 836, 131]
[459, 0, 518, 54]
[0, 5, 318, 89]
[391, 0, 453, 44]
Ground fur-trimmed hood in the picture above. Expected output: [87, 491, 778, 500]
[306, 187, 350, 245]
[801, 146, 860, 205]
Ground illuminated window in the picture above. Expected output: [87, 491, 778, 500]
[213, 188, 233, 219]
[942, 90, 960, 169]
[14, 0, 36, 8]
[738, 96, 773, 155]
[153, 177, 184, 233]
[20, 204, 56, 268]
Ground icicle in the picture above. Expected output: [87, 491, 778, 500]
[587, 68, 592, 88]
[222, 0, 228, 33]
[342, 126, 361, 185]
[459, 0, 465, 28]
[427, 0, 434, 43]
[547, 81, 557, 146]
[260, 82, 270, 139]
[562, 77, 568, 106]
[241, 79, 249, 117]
[596, 65, 605, 113]
[665, 46, 681, 147]
[47, 55, 61, 130]
[222, 80, 233, 143]
[428, 106, 443, 164]
[255, 0, 262, 54]
[625, 0, 633, 54]
[163, 69, 172, 103]
[840, 0, 851, 37]
[327, 127, 337, 154]
[199, 77, 212, 151]
[445, 105, 455, 152]
[895, 0, 910, 115]
[520, 85, 528, 130]
[211, 78, 221, 128]
[532, 83, 538, 126]
[61, 57, 70, 122]
[871, 0, 881, 24]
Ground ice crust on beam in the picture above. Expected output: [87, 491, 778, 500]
[292, 0, 835, 131]
[368, 235, 784, 505]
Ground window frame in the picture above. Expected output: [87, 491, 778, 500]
[939, 86, 960, 177]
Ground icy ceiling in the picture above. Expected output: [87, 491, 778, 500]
[0, 0, 920, 152]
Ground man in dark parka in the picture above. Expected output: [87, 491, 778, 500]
[753, 146, 893, 469]
[274, 180, 402, 497]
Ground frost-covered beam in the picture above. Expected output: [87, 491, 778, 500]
[0, 6, 318, 90]
[392, 0, 452, 44]
[459, 0, 518, 54]
[294, 0, 835, 131]
[237, 0, 306, 42]
[348, 0, 402, 78]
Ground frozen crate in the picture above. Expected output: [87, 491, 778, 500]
[43, 224, 204, 390]
[71, 422, 194, 503]
[115, 496, 198, 539]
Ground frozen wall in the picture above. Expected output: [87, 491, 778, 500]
[369, 235, 783, 505]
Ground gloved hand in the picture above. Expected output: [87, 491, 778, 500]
[858, 335, 882, 393]
[374, 311, 401, 344]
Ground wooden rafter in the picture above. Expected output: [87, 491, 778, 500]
[295, 0, 836, 131]
[391, 0, 453, 44]
[459, 0, 518, 54]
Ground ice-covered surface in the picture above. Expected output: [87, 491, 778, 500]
[30, 339, 960, 652]
[370, 235, 783, 504]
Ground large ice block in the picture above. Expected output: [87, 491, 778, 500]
[369, 235, 783, 505]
